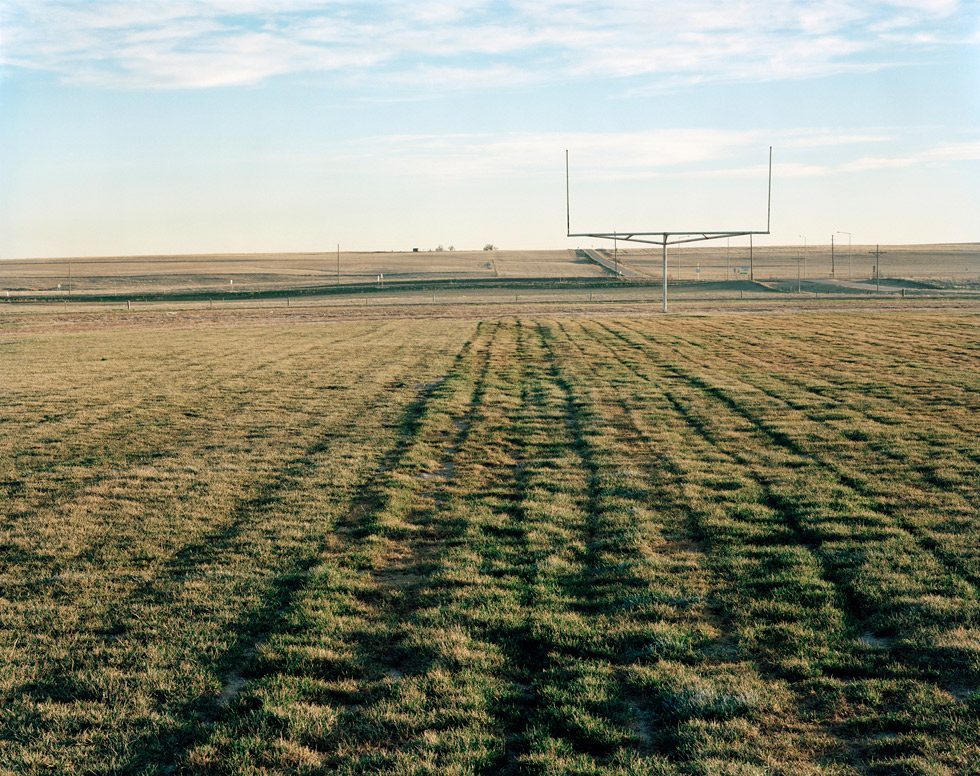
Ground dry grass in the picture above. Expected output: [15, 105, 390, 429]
[0, 250, 606, 296]
[1, 306, 977, 773]
[621, 242, 980, 284]
[3, 244, 977, 298]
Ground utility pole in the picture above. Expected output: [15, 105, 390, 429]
[336, 244, 340, 285]
[797, 248, 802, 293]
[614, 231, 618, 277]
[726, 237, 730, 281]
[831, 234, 835, 279]
[870, 244, 884, 293]
[68, 260, 72, 296]
[799, 235, 807, 283]
[749, 234, 754, 281]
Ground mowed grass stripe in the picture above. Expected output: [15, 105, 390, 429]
[693, 314, 980, 442]
[692, 315, 980, 457]
[584, 319, 977, 771]
[543, 319, 841, 772]
[659, 320, 979, 583]
[0, 325, 360, 502]
[0, 323, 400, 564]
[603, 319, 979, 657]
[604, 319, 977, 578]
[583, 319, 977, 771]
[1, 320, 476, 773]
[4, 322, 424, 768]
[669, 315, 977, 452]
[181, 322, 503, 771]
[1, 321, 408, 654]
[502, 321, 614, 771]
[3, 312, 978, 774]
[619, 319, 980, 577]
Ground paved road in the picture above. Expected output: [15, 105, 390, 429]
[581, 249, 650, 279]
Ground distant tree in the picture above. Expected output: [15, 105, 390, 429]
[483, 243, 496, 251]
[435, 244, 444, 252]
[448, 245, 455, 251]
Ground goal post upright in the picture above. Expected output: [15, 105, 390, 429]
[565, 149, 571, 237]
[565, 146, 773, 312]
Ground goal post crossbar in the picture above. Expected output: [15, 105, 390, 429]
[568, 230, 767, 247]
[565, 146, 773, 311]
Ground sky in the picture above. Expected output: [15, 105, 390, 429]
[1, 1, 978, 258]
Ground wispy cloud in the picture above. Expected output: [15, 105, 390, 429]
[281, 127, 973, 181]
[0, 1, 972, 91]
[840, 139, 980, 170]
[673, 137, 980, 179]
[298, 128, 766, 180]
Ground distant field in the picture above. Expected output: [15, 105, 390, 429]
[2, 244, 977, 298]
[0, 250, 606, 296]
[621, 242, 980, 284]
[2, 306, 977, 773]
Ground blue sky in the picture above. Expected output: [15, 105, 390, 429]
[1, 0, 978, 258]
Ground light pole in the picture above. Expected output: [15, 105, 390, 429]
[836, 232, 852, 281]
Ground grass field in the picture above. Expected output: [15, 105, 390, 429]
[1, 306, 978, 773]
[618, 243, 980, 285]
[2, 244, 978, 298]
[0, 250, 607, 297]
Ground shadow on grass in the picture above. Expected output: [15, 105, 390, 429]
[109, 330, 487, 772]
